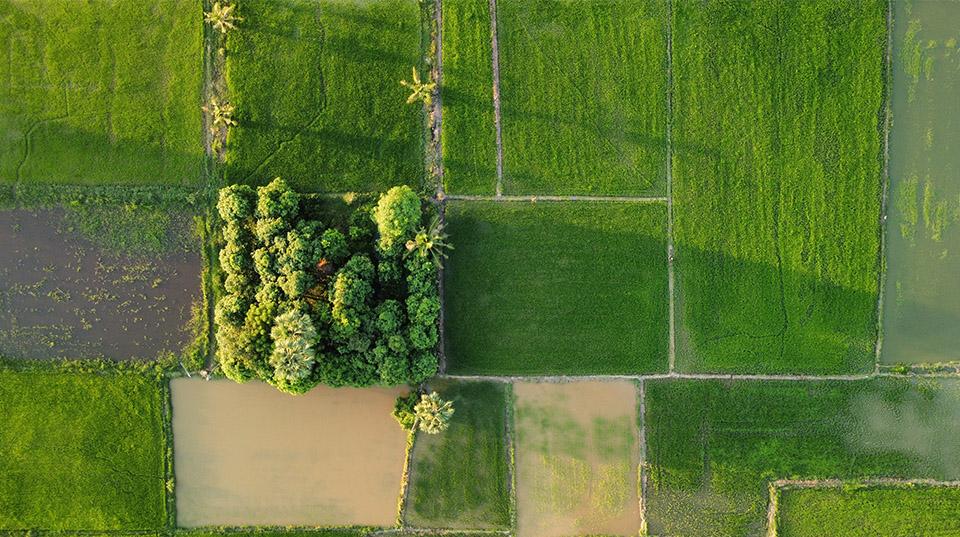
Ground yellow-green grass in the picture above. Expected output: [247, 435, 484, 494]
[776, 485, 960, 537]
[497, 0, 667, 196]
[407, 380, 510, 529]
[645, 378, 960, 537]
[672, 0, 886, 374]
[0, 0, 203, 186]
[0, 369, 166, 530]
[444, 201, 668, 375]
[440, 0, 497, 194]
[225, 0, 425, 192]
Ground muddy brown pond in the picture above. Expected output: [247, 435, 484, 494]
[171, 378, 409, 527]
[0, 208, 200, 360]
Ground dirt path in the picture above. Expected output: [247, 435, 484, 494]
[489, 0, 505, 196]
[445, 194, 667, 203]
[666, 0, 677, 374]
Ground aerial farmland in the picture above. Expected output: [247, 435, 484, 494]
[1, 0, 959, 536]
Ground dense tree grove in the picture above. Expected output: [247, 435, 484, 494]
[214, 179, 441, 394]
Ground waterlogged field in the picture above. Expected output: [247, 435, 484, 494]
[776, 485, 960, 537]
[497, 0, 667, 196]
[882, 0, 960, 365]
[645, 378, 960, 537]
[0, 369, 165, 530]
[407, 380, 510, 530]
[0, 208, 202, 360]
[672, 0, 886, 374]
[0, 0, 203, 186]
[440, 0, 497, 194]
[444, 201, 668, 375]
[225, 0, 424, 192]
[513, 381, 640, 537]
[171, 379, 408, 527]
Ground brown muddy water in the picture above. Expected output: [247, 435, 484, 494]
[883, 0, 960, 364]
[0, 209, 200, 360]
[514, 380, 640, 537]
[171, 378, 409, 527]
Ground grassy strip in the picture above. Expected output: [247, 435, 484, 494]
[672, 0, 887, 374]
[224, 0, 425, 192]
[0, 369, 166, 530]
[440, 0, 497, 194]
[497, 0, 667, 196]
[777, 485, 960, 537]
[407, 380, 510, 530]
[644, 378, 960, 537]
[0, 0, 203, 186]
[444, 201, 668, 375]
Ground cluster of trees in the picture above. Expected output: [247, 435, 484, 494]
[215, 179, 442, 394]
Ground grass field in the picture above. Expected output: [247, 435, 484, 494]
[0, 369, 165, 530]
[444, 201, 668, 375]
[645, 378, 960, 537]
[496, 0, 667, 196]
[672, 0, 886, 374]
[407, 380, 510, 529]
[440, 0, 497, 194]
[776, 485, 960, 537]
[0, 0, 203, 186]
[225, 0, 425, 192]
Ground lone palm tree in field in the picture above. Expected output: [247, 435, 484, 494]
[202, 97, 237, 134]
[400, 67, 436, 107]
[205, 2, 243, 34]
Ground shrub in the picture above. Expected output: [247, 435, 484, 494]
[373, 185, 422, 252]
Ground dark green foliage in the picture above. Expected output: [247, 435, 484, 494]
[0, 369, 165, 529]
[215, 179, 440, 393]
[393, 392, 418, 431]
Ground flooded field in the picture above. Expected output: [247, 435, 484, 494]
[513, 381, 640, 537]
[171, 378, 408, 527]
[883, 0, 960, 364]
[0, 209, 200, 360]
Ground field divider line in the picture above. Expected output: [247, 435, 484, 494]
[873, 0, 894, 373]
[773, 477, 960, 489]
[372, 529, 511, 536]
[665, 0, 676, 375]
[397, 430, 418, 529]
[637, 379, 649, 536]
[489, 0, 505, 196]
[440, 372, 883, 383]
[444, 194, 668, 203]
[432, 0, 448, 375]
[505, 382, 519, 534]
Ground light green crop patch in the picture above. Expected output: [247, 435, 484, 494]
[0, 0, 204, 186]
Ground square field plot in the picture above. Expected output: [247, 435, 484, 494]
[171, 379, 409, 527]
[0, 370, 165, 530]
[443, 201, 668, 375]
[775, 485, 960, 537]
[0, 0, 203, 186]
[514, 381, 640, 537]
[645, 378, 960, 537]
[672, 0, 887, 374]
[225, 0, 425, 192]
[496, 0, 667, 196]
[0, 208, 202, 360]
[407, 380, 510, 530]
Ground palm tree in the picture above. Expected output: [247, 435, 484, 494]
[414, 392, 454, 434]
[205, 2, 242, 34]
[400, 67, 436, 107]
[405, 215, 453, 268]
[202, 97, 237, 134]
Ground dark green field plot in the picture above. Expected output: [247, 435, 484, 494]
[0, 369, 166, 530]
[440, 0, 497, 194]
[225, 0, 425, 192]
[496, 0, 667, 196]
[0, 0, 203, 186]
[672, 0, 886, 374]
[444, 201, 668, 375]
[407, 380, 510, 529]
[776, 485, 960, 537]
[645, 378, 960, 537]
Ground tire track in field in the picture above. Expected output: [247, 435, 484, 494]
[14, 88, 70, 193]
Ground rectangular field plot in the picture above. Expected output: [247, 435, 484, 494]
[514, 381, 640, 537]
[0, 0, 203, 186]
[672, 0, 886, 374]
[0, 370, 165, 530]
[882, 0, 960, 365]
[496, 0, 667, 196]
[0, 208, 202, 361]
[407, 380, 510, 529]
[440, 0, 497, 194]
[443, 201, 668, 375]
[171, 379, 409, 527]
[645, 378, 960, 537]
[775, 485, 960, 537]
[225, 0, 424, 192]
